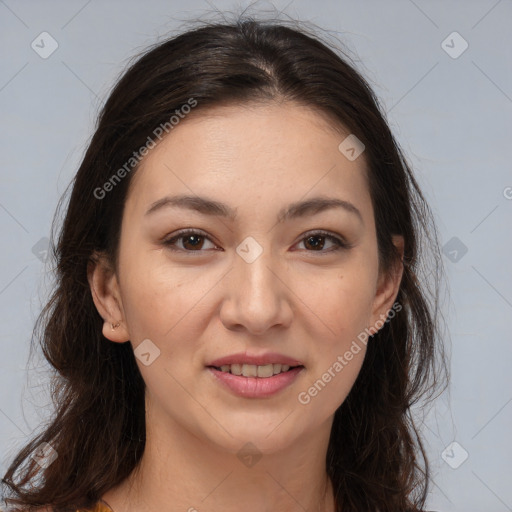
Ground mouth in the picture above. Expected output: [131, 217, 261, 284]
[207, 363, 304, 378]
[206, 363, 305, 398]
[205, 352, 305, 397]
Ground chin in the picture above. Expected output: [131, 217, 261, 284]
[202, 415, 306, 457]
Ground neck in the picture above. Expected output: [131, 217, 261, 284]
[103, 406, 336, 512]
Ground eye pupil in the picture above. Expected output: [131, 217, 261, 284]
[183, 234, 203, 250]
[305, 235, 325, 251]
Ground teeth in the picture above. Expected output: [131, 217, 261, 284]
[257, 364, 274, 378]
[216, 363, 296, 377]
[231, 363, 242, 376]
[242, 364, 258, 377]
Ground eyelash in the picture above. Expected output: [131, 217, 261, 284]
[162, 229, 351, 255]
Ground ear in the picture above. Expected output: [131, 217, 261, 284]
[368, 235, 404, 336]
[87, 252, 130, 343]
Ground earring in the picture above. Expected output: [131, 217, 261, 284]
[111, 322, 120, 331]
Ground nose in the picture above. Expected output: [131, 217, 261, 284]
[219, 245, 293, 335]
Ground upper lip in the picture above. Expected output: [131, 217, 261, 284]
[207, 352, 304, 367]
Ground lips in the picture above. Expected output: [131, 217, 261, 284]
[206, 351, 305, 397]
[207, 365, 304, 398]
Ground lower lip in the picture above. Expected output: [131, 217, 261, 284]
[207, 366, 304, 398]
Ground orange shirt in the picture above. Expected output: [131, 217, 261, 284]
[78, 501, 113, 512]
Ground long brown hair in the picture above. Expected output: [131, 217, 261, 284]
[2, 16, 447, 512]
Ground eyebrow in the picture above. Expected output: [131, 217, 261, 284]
[145, 194, 363, 223]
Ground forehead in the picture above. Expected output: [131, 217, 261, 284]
[125, 101, 371, 219]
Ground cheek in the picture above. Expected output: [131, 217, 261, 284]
[296, 279, 371, 417]
[294, 260, 377, 341]
[292, 258, 376, 412]
[118, 259, 214, 402]
[120, 259, 213, 342]
[117, 239, 191, 338]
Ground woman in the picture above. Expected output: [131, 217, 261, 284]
[2, 17, 446, 512]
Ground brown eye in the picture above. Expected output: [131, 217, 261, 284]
[163, 230, 217, 252]
[296, 231, 350, 253]
[181, 233, 205, 250]
[303, 235, 327, 251]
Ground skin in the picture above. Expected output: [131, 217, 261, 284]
[89, 101, 404, 512]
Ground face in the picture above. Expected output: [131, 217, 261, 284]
[91, 101, 402, 456]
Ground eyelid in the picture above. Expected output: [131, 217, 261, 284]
[162, 228, 352, 254]
[162, 228, 220, 251]
[297, 229, 352, 250]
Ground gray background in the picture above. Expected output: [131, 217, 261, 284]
[1, 0, 511, 510]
